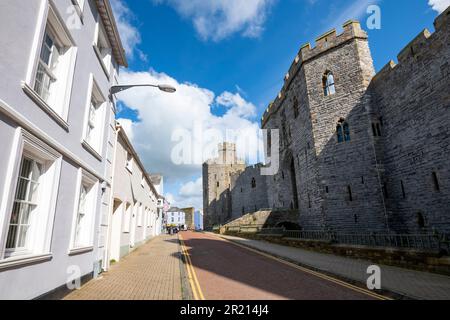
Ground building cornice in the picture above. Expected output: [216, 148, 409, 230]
[95, 0, 128, 67]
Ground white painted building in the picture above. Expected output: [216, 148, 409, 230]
[0, 0, 127, 299]
[166, 207, 186, 229]
[106, 124, 161, 267]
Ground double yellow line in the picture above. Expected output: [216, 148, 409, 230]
[215, 235, 392, 301]
[179, 234, 205, 300]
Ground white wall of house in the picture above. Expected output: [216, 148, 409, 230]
[166, 209, 186, 228]
[0, 0, 125, 299]
[107, 128, 160, 265]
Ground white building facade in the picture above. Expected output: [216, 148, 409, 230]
[106, 124, 161, 267]
[166, 207, 186, 229]
[0, 0, 127, 299]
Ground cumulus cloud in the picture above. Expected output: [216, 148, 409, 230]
[428, 0, 450, 13]
[115, 69, 263, 207]
[179, 177, 203, 198]
[111, 0, 147, 61]
[152, 0, 275, 41]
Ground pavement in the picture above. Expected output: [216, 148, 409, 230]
[214, 232, 450, 300]
[180, 231, 385, 300]
[63, 231, 450, 300]
[64, 235, 183, 300]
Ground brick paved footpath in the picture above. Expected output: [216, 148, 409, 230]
[64, 235, 183, 300]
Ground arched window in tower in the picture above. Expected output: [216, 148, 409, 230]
[323, 71, 336, 96]
[293, 97, 299, 118]
[336, 124, 344, 143]
[337, 120, 350, 143]
[251, 178, 256, 189]
[343, 122, 351, 141]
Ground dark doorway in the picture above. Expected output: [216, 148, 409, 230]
[290, 158, 299, 209]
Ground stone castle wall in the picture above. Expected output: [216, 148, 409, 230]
[203, 7, 450, 234]
[368, 11, 450, 234]
[230, 164, 269, 220]
[203, 143, 246, 228]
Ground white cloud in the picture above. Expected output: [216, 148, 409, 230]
[152, 0, 275, 41]
[216, 92, 257, 118]
[115, 69, 262, 207]
[179, 177, 203, 198]
[111, 0, 147, 61]
[428, 0, 450, 13]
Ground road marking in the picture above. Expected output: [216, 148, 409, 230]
[179, 234, 205, 300]
[211, 233, 392, 301]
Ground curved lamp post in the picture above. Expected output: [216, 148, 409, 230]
[110, 84, 177, 95]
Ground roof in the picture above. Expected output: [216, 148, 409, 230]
[95, 0, 128, 67]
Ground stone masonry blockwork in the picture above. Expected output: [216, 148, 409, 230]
[204, 8, 450, 234]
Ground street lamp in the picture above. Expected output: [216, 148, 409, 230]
[110, 84, 177, 95]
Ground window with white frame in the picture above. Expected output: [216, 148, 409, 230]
[2, 131, 61, 260]
[94, 18, 112, 75]
[30, 3, 77, 120]
[71, 171, 97, 250]
[83, 77, 106, 154]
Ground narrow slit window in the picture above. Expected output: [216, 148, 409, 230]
[337, 125, 344, 143]
[343, 123, 351, 141]
[347, 186, 353, 202]
[432, 172, 440, 192]
[401, 180, 406, 199]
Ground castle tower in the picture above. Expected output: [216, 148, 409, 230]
[261, 20, 388, 232]
[203, 143, 246, 229]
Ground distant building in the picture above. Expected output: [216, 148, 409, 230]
[107, 125, 161, 267]
[195, 210, 204, 231]
[166, 207, 186, 229]
[202, 143, 246, 229]
[181, 207, 195, 230]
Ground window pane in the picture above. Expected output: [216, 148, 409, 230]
[328, 84, 336, 95]
[35, 64, 52, 101]
[20, 158, 33, 177]
[40, 33, 53, 65]
[337, 126, 344, 143]
[19, 203, 33, 225]
[17, 226, 29, 248]
[6, 225, 18, 249]
[10, 202, 21, 224]
[15, 178, 30, 201]
[31, 161, 42, 181]
[28, 181, 40, 203]
[344, 124, 351, 141]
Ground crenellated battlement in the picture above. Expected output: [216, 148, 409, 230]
[372, 6, 449, 84]
[261, 19, 368, 126]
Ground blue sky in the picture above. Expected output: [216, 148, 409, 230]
[111, 0, 448, 209]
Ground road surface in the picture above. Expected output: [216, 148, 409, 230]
[179, 231, 387, 300]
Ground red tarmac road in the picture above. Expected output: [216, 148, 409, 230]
[180, 231, 386, 300]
